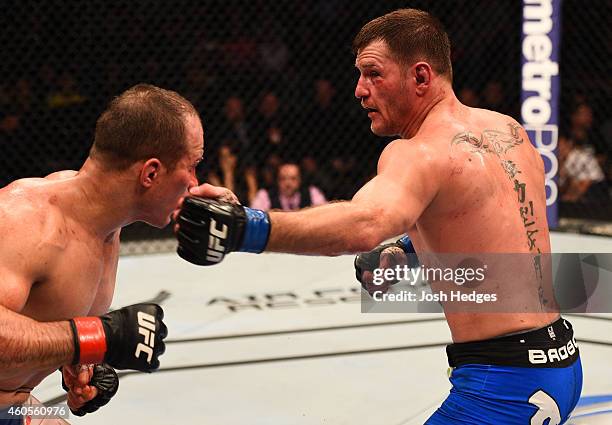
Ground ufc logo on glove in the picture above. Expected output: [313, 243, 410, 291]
[135, 311, 157, 363]
[206, 219, 228, 263]
[176, 197, 271, 266]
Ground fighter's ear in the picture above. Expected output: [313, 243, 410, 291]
[413, 62, 433, 96]
[140, 158, 162, 188]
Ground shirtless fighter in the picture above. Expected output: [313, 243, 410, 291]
[174, 9, 582, 424]
[0, 83, 208, 422]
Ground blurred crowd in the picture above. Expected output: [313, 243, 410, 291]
[199, 78, 373, 206]
[558, 98, 612, 219]
[1, 0, 610, 219]
[0, 71, 377, 206]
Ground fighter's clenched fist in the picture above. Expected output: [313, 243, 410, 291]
[176, 197, 271, 266]
[70, 303, 167, 372]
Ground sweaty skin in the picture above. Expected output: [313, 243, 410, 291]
[0, 112, 204, 407]
[0, 173, 120, 406]
[382, 110, 555, 342]
[186, 40, 558, 343]
[261, 106, 557, 342]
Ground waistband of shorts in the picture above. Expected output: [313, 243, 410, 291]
[446, 317, 580, 368]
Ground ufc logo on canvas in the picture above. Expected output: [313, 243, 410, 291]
[135, 311, 156, 363]
[206, 219, 228, 262]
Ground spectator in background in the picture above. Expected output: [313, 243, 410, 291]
[293, 78, 343, 194]
[251, 161, 327, 211]
[205, 142, 258, 205]
[568, 101, 607, 175]
[315, 79, 336, 111]
[559, 102, 608, 203]
[567, 101, 607, 160]
[567, 101, 594, 144]
[220, 96, 252, 151]
[559, 136, 607, 203]
[257, 33, 290, 75]
[328, 156, 359, 200]
[306, 78, 342, 160]
[300, 156, 334, 200]
[305, 78, 360, 200]
[259, 152, 283, 190]
[251, 91, 286, 166]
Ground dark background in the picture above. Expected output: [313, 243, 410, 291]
[1, 0, 610, 238]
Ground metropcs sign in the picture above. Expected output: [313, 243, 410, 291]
[521, 0, 562, 227]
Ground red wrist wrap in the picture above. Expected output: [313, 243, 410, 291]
[72, 317, 107, 364]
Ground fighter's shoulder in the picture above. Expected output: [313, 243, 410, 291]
[0, 182, 68, 285]
[379, 137, 449, 171]
[484, 108, 514, 120]
[1, 177, 55, 207]
[476, 110, 540, 155]
[460, 106, 519, 129]
[45, 169, 78, 180]
[0, 179, 66, 243]
[469, 106, 516, 122]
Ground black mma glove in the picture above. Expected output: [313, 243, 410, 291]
[354, 235, 417, 295]
[176, 197, 271, 266]
[69, 303, 167, 372]
[61, 364, 119, 416]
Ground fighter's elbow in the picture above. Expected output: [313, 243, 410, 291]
[353, 233, 385, 252]
[348, 207, 392, 252]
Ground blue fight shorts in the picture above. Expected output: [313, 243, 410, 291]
[427, 317, 582, 424]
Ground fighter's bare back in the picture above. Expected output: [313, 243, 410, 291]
[393, 104, 558, 342]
